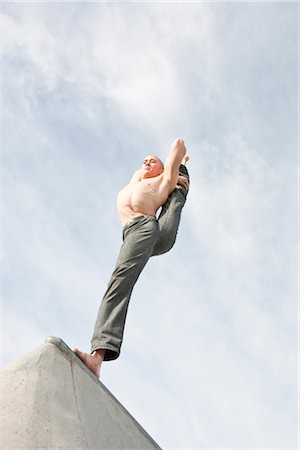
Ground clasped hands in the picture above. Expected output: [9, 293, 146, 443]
[177, 174, 189, 190]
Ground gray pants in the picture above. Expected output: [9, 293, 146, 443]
[91, 166, 189, 360]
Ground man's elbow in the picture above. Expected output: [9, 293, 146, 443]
[166, 173, 180, 194]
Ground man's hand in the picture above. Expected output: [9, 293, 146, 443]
[177, 175, 189, 190]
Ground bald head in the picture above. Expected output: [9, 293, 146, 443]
[141, 155, 164, 179]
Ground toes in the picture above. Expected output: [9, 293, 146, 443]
[73, 348, 84, 358]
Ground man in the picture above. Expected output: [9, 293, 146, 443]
[74, 138, 189, 378]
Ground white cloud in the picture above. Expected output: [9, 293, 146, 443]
[3, 2, 215, 139]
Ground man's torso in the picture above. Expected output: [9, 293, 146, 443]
[117, 175, 169, 225]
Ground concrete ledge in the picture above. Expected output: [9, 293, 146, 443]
[1, 336, 162, 449]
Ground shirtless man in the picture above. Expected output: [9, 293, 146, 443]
[74, 138, 189, 378]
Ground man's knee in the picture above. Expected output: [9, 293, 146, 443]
[152, 236, 177, 256]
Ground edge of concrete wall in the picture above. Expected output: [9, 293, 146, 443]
[45, 336, 162, 449]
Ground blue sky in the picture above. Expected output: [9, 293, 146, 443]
[2, 2, 298, 449]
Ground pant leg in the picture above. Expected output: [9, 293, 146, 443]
[152, 165, 190, 256]
[91, 216, 160, 361]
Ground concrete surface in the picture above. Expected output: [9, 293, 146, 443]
[1, 336, 162, 449]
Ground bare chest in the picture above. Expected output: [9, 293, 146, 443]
[119, 179, 160, 202]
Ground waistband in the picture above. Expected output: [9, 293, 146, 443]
[124, 215, 157, 229]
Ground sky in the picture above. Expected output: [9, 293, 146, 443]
[2, 1, 298, 449]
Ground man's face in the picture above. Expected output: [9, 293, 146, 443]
[141, 155, 164, 178]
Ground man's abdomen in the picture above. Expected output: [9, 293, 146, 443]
[117, 184, 160, 225]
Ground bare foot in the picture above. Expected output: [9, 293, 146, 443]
[73, 347, 105, 378]
[182, 155, 189, 166]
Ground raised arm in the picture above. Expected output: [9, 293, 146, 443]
[163, 138, 187, 194]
